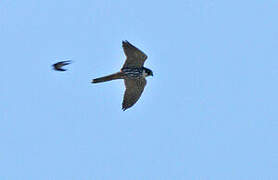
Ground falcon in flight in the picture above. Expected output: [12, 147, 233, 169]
[92, 40, 153, 111]
[52, 60, 72, 71]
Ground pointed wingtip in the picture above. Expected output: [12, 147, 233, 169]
[53, 67, 67, 71]
[64, 60, 73, 64]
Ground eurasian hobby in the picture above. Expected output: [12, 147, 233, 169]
[92, 41, 153, 111]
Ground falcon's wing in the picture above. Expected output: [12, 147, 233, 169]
[122, 41, 148, 68]
[122, 78, 147, 111]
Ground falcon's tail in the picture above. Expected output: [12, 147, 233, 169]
[92, 72, 123, 83]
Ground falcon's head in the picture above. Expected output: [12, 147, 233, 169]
[143, 67, 153, 77]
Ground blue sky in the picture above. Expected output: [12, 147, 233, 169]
[1, 0, 278, 179]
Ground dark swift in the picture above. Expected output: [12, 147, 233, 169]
[52, 60, 72, 71]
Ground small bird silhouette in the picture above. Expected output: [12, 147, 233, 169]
[52, 60, 72, 71]
[92, 41, 153, 111]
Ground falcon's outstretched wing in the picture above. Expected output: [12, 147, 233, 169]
[122, 41, 148, 68]
[122, 78, 147, 111]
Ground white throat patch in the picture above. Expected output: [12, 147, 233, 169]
[143, 69, 148, 77]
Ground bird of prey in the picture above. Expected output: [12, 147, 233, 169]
[92, 41, 153, 111]
[52, 60, 72, 71]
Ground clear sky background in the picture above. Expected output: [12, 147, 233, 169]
[1, 0, 278, 179]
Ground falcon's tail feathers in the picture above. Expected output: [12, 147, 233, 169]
[92, 72, 123, 83]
